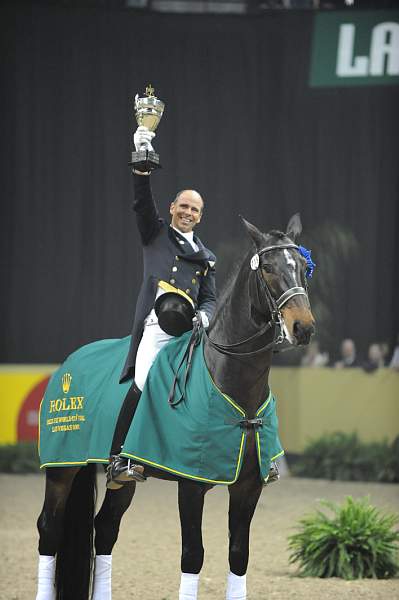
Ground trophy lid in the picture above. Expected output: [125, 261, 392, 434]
[134, 85, 165, 132]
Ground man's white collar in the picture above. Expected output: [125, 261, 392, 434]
[172, 226, 195, 243]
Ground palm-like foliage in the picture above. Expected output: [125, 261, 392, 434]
[300, 222, 359, 355]
[288, 496, 399, 579]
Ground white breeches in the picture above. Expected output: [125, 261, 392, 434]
[134, 322, 174, 391]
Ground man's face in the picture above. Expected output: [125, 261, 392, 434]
[170, 191, 203, 234]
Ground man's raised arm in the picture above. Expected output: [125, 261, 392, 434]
[131, 127, 163, 245]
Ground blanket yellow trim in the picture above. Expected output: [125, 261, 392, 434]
[122, 431, 246, 485]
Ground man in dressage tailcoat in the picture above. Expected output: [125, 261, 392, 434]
[107, 126, 217, 489]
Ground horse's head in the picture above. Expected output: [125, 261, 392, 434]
[242, 214, 315, 347]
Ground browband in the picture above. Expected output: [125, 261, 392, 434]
[250, 244, 299, 271]
[258, 243, 299, 255]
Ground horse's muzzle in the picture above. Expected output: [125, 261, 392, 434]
[293, 320, 315, 346]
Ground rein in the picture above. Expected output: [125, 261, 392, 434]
[205, 243, 309, 358]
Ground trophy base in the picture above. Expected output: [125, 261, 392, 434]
[130, 150, 161, 172]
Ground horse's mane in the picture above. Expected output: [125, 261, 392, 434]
[214, 245, 251, 311]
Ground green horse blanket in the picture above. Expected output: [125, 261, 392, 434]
[39, 333, 284, 484]
[39, 337, 132, 468]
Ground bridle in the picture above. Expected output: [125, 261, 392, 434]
[168, 242, 310, 407]
[204, 243, 309, 358]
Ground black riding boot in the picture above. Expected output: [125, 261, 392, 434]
[106, 382, 146, 489]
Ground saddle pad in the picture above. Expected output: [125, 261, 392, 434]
[121, 332, 284, 484]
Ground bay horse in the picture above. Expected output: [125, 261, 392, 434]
[36, 215, 315, 600]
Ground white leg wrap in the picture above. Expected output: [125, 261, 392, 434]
[226, 571, 247, 600]
[92, 555, 112, 600]
[36, 555, 56, 600]
[179, 572, 200, 600]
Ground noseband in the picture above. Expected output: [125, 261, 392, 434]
[205, 243, 309, 357]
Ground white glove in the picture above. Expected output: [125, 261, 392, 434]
[134, 126, 155, 152]
[200, 311, 209, 329]
[193, 311, 209, 329]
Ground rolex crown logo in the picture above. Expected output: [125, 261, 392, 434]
[62, 373, 72, 394]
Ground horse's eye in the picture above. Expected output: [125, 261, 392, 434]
[262, 264, 274, 274]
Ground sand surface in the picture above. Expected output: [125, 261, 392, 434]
[0, 473, 398, 599]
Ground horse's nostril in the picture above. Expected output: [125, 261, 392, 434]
[293, 321, 301, 336]
[293, 321, 315, 343]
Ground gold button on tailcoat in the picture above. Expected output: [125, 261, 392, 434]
[172, 266, 178, 272]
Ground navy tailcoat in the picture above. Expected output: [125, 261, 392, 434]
[120, 175, 217, 382]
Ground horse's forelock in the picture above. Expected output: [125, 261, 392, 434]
[265, 230, 292, 245]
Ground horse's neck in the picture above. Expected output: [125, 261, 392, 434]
[204, 262, 272, 417]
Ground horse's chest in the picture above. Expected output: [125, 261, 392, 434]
[241, 432, 260, 476]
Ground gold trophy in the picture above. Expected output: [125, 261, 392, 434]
[130, 85, 165, 172]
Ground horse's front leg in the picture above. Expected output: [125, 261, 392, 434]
[92, 482, 137, 600]
[178, 479, 212, 600]
[226, 472, 263, 600]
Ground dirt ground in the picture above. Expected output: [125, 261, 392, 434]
[0, 473, 398, 600]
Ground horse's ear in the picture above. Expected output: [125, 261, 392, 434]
[286, 213, 302, 241]
[240, 216, 265, 249]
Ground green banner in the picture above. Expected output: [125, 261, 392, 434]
[310, 10, 399, 87]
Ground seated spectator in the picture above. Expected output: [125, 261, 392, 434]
[380, 342, 390, 366]
[362, 343, 385, 373]
[389, 333, 399, 372]
[300, 340, 329, 367]
[334, 338, 359, 368]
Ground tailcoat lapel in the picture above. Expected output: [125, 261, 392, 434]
[168, 226, 213, 262]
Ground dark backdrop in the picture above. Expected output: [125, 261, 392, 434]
[1, 4, 398, 363]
